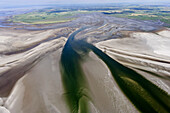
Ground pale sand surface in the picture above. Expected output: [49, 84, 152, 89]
[0, 27, 73, 54]
[0, 29, 139, 112]
[0, 27, 70, 112]
[1, 51, 139, 113]
[132, 31, 170, 57]
[96, 29, 170, 94]
[0, 37, 66, 97]
[82, 52, 139, 113]
[96, 29, 170, 76]
[4, 49, 70, 113]
[158, 29, 170, 38]
[0, 28, 170, 113]
[0, 37, 67, 112]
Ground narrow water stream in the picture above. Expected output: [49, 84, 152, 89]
[60, 28, 170, 113]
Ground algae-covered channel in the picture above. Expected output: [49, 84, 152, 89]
[60, 28, 170, 113]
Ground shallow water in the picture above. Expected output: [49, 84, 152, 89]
[60, 28, 170, 113]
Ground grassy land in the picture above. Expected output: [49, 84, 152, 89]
[11, 5, 170, 27]
[12, 11, 88, 24]
[101, 6, 170, 27]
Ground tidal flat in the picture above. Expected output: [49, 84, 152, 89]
[0, 4, 170, 113]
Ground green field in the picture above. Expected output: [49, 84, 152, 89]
[12, 10, 89, 24]
[11, 5, 170, 26]
[101, 6, 170, 27]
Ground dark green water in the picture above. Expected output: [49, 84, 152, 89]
[60, 28, 90, 113]
[60, 28, 170, 113]
[86, 42, 170, 113]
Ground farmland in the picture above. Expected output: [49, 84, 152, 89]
[11, 4, 170, 27]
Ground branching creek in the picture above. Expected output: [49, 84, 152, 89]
[60, 28, 170, 113]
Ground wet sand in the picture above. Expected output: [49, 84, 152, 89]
[0, 19, 169, 112]
[96, 29, 170, 93]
